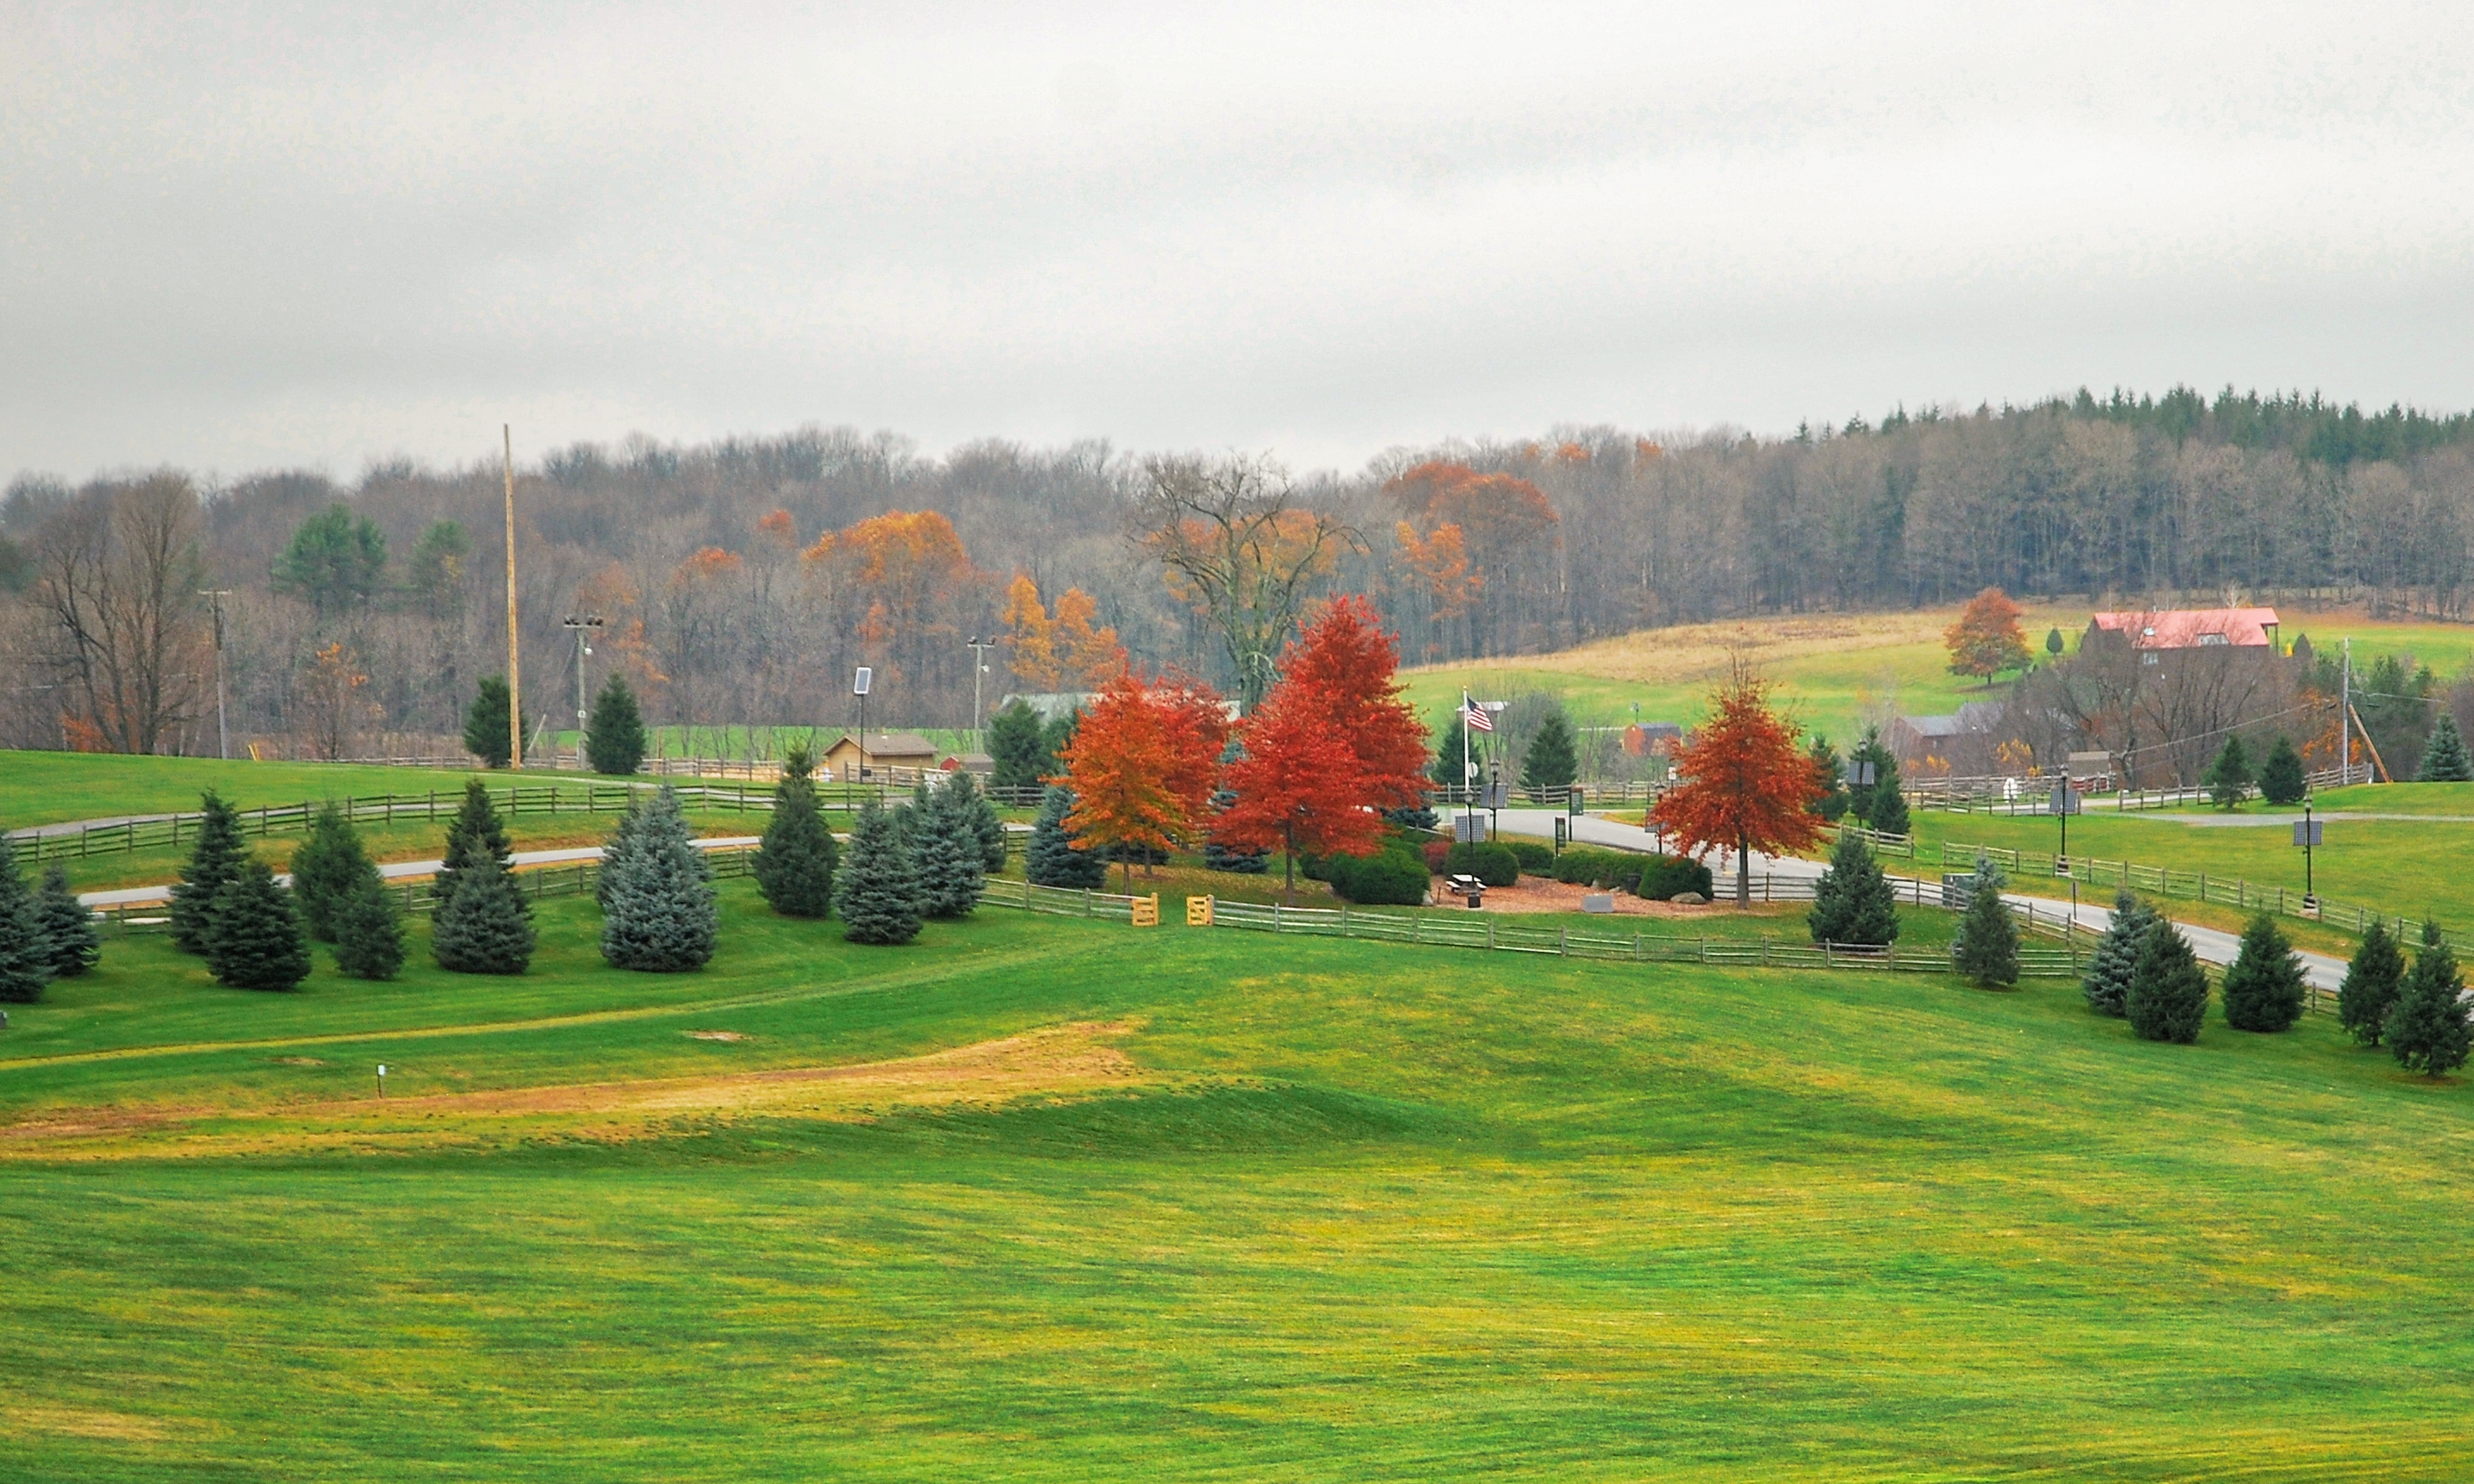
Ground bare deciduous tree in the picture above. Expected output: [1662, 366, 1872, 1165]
[33, 475, 206, 754]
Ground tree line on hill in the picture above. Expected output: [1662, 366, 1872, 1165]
[11, 384, 2474, 758]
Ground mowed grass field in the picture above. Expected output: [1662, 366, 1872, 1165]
[8, 877, 2474, 1479]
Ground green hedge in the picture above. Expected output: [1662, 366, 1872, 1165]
[1327, 849, 1431, 906]
[1443, 841, 1521, 887]
[1504, 840, 1557, 872]
[1551, 848, 1637, 888]
[1635, 854, 1714, 901]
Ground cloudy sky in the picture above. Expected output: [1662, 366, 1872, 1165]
[5, 1, 2471, 481]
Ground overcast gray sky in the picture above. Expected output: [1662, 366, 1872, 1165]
[5, 1, 2471, 482]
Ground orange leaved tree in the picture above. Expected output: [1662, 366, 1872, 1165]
[1058, 668, 1229, 889]
[1650, 663, 1823, 908]
[1944, 587, 2030, 686]
[1215, 596, 1433, 901]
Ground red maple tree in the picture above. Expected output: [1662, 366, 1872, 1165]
[1649, 662, 1823, 907]
[1058, 667, 1228, 889]
[1215, 596, 1433, 901]
[1943, 586, 2030, 686]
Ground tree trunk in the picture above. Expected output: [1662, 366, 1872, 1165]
[1284, 818, 1296, 904]
[1737, 835, 1750, 909]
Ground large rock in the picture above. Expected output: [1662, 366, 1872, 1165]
[1670, 891, 1707, 906]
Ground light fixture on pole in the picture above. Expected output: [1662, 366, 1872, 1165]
[2295, 800, 2322, 913]
[853, 666, 873, 787]
[965, 635, 994, 754]
[563, 615, 604, 771]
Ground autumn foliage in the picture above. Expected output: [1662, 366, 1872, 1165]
[1001, 573, 1127, 689]
[1215, 596, 1432, 898]
[1943, 587, 2031, 684]
[1058, 668, 1229, 886]
[1649, 664, 1823, 907]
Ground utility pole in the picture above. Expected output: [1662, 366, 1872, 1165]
[198, 589, 232, 760]
[965, 635, 995, 754]
[504, 425, 523, 772]
[2340, 636, 2353, 786]
[563, 615, 604, 770]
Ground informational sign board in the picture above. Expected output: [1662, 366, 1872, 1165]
[852, 666, 873, 696]
[2294, 820, 2322, 847]
[1456, 816, 1485, 843]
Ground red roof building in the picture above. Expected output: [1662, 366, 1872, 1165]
[2087, 607, 2280, 651]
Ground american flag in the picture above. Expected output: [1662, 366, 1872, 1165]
[1464, 697, 1495, 733]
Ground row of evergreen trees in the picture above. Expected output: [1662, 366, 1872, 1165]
[752, 744, 1005, 947]
[0, 835, 103, 1003]
[1807, 832, 2023, 988]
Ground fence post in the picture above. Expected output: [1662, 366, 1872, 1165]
[1559, 926, 1568, 956]
[1633, 932, 1641, 961]
[1487, 919, 1495, 951]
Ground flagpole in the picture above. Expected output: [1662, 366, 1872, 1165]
[1462, 688, 1473, 839]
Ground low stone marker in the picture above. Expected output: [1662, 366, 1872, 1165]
[1582, 893, 1614, 914]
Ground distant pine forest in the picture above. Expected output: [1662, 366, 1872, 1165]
[5, 384, 2472, 756]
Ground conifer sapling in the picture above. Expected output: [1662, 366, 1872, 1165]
[753, 742, 837, 918]
[205, 857, 313, 992]
[2384, 922, 2472, 1077]
[835, 798, 923, 946]
[0, 833, 56, 1004]
[2336, 917, 2406, 1046]
[168, 789, 246, 955]
[1808, 829, 1899, 947]
[2220, 912, 2307, 1033]
[2127, 918, 2210, 1045]
[36, 863, 100, 978]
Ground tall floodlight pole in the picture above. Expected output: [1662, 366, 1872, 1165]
[503, 425, 523, 772]
[966, 636, 995, 753]
[198, 589, 232, 760]
[563, 615, 603, 770]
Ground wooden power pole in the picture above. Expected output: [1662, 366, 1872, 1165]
[504, 425, 522, 772]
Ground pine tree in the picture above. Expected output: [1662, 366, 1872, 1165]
[834, 798, 923, 946]
[1950, 857, 2018, 988]
[585, 674, 648, 776]
[596, 798, 643, 914]
[2080, 891, 2158, 1017]
[2221, 912, 2307, 1033]
[167, 789, 246, 955]
[332, 874, 406, 981]
[1027, 785, 1109, 889]
[463, 675, 528, 768]
[754, 742, 837, 917]
[911, 782, 985, 920]
[36, 863, 100, 978]
[1808, 829, 1899, 946]
[431, 848, 535, 974]
[1431, 711, 1473, 790]
[205, 857, 312, 991]
[1868, 773, 1911, 837]
[2415, 712, 2474, 782]
[1203, 788, 1270, 873]
[2204, 735, 2253, 810]
[0, 834, 55, 1004]
[289, 802, 372, 941]
[2257, 734, 2308, 805]
[2337, 917, 2406, 1046]
[989, 699, 1051, 793]
[1807, 736, 1849, 822]
[434, 780, 513, 916]
[2385, 922, 2472, 1077]
[600, 785, 718, 972]
[1520, 711, 1579, 797]
[2127, 918, 2210, 1044]
[945, 769, 1008, 873]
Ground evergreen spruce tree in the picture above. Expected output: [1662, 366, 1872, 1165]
[1027, 785, 1110, 889]
[1807, 736, 1850, 822]
[2336, 917, 2406, 1046]
[332, 874, 406, 981]
[600, 785, 718, 972]
[944, 769, 1008, 873]
[834, 798, 923, 946]
[1808, 829, 1899, 946]
[1203, 789, 1270, 873]
[988, 699, 1051, 793]
[2415, 712, 2474, 782]
[1519, 711, 1579, 797]
[1040, 710, 1081, 769]
[2127, 918, 2210, 1044]
[2080, 891, 2158, 1017]
[753, 742, 837, 917]
[2204, 735, 2253, 810]
[434, 779, 513, 916]
[2385, 922, 2472, 1077]
[167, 789, 246, 955]
[0, 834, 55, 1004]
[288, 802, 372, 941]
[430, 848, 535, 974]
[1431, 712, 1473, 789]
[585, 674, 648, 776]
[2220, 912, 2308, 1032]
[463, 675, 529, 768]
[911, 782, 985, 920]
[1950, 857, 2019, 988]
[36, 863, 100, 978]
[204, 857, 312, 991]
[596, 798, 643, 913]
[2257, 735, 2308, 805]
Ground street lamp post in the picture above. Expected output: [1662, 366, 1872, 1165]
[853, 666, 873, 792]
[2296, 798, 2322, 912]
[563, 615, 604, 770]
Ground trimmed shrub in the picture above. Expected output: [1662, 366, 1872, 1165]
[1443, 841, 1520, 888]
[204, 857, 312, 992]
[36, 863, 100, 979]
[0, 833, 56, 1004]
[2127, 919, 2209, 1044]
[754, 743, 837, 918]
[2386, 922, 2472, 1077]
[835, 799, 923, 946]
[1808, 829, 1899, 947]
[585, 674, 648, 776]
[2080, 890, 2157, 1018]
[1421, 839, 1451, 873]
[1504, 840, 1556, 873]
[167, 789, 246, 955]
[1327, 849, 1429, 906]
[1027, 785, 1109, 890]
[1635, 854, 1713, 902]
[431, 849, 535, 975]
[1551, 848, 1632, 887]
[2257, 735, 2308, 805]
[2336, 917, 2406, 1046]
[2221, 913, 2307, 1032]
[1950, 858, 2019, 988]
[600, 785, 718, 972]
[289, 802, 372, 941]
[332, 874, 406, 981]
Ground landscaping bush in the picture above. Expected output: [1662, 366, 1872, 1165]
[1634, 854, 1713, 902]
[1443, 841, 1520, 887]
[1327, 850, 1429, 906]
[1551, 848, 1634, 888]
[1421, 839, 1451, 873]
[1504, 840, 1556, 873]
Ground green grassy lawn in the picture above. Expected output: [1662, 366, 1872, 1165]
[0, 750, 529, 827]
[6, 879, 2473, 1479]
